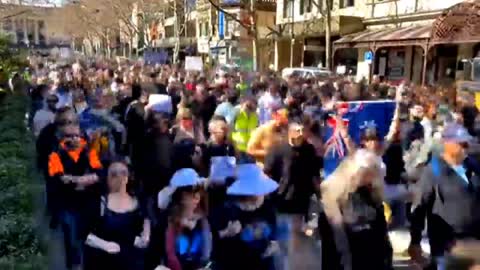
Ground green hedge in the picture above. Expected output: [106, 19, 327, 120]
[0, 92, 47, 269]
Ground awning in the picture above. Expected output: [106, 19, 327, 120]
[334, 25, 431, 50]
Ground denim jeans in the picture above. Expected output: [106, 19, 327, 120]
[60, 210, 86, 269]
[384, 184, 409, 228]
[275, 214, 303, 270]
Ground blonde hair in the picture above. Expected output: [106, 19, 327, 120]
[208, 118, 228, 134]
[321, 149, 385, 225]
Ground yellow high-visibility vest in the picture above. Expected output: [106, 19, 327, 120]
[231, 110, 258, 152]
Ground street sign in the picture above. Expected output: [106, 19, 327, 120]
[219, 11, 225, 40]
[364, 51, 373, 64]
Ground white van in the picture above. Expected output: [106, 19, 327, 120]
[281, 67, 332, 80]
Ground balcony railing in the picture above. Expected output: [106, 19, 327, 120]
[220, 0, 275, 6]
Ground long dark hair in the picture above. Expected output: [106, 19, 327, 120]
[168, 185, 208, 232]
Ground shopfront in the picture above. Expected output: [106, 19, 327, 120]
[333, 0, 480, 86]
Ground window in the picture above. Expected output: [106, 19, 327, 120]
[165, 25, 174, 38]
[300, 0, 305, 15]
[340, 0, 354, 8]
[165, 3, 174, 18]
[306, 0, 313, 13]
[187, 20, 196, 37]
[27, 19, 35, 44]
[15, 19, 25, 44]
[3, 19, 12, 32]
[283, 0, 293, 18]
[200, 22, 209, 37]
[38, 21, 46, 45]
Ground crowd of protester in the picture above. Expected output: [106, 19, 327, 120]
[21, 57, 480, 270]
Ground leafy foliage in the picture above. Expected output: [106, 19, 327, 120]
[0, 92, 46, 268]
[0, 34, 28, 76]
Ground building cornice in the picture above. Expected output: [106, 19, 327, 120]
[363, 9, 443, 25]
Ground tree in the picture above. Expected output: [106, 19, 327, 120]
[204, 0, 279, 71]
[60, 0, 166, 57]
[59, 0, 120, 56]
[0, 34, 28, 77]
[310, 0, 333, 69]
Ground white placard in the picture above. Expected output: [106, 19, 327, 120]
[185, 56, 203, 71]
[147, 94, 172, 113]
[336, 65, 346, 75]
[60, 48, 72, 59]
[209, 156, 236, 183]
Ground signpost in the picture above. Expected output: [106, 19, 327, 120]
[218, 11, 225, 40]
[364, 51, 373, 64]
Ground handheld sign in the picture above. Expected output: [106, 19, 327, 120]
[185, 56, 203, 71]
[147, 94, 172, 114]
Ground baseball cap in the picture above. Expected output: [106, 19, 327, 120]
[442, 123, 473, 144]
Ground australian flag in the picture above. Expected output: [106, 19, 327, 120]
[323, 100, 397, 177]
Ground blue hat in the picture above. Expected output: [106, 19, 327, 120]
[442, 123, 473, 144]
[170, 168, 205, 188]
[227, 164, 279, 196]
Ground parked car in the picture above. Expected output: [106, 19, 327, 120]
[281, 67, 332, 80]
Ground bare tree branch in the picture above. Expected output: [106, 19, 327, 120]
[205, 0, 254, 35]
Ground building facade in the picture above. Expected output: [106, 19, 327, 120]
[333, 0, 468, 84]
[0, 4, 71, 49]
[188, 0, 276, 70]
[275, 0, 480, 85]
[274, 0, 364, 71]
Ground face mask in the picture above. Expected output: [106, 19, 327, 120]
[357, 185, 373, 195]
[181, 119, 194, 130]
[63, 138, 80, 150]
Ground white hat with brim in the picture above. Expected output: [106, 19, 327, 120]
[227, 164, 279, 196]
[170, 168, 205, 188]
[442, 123, 473, 144]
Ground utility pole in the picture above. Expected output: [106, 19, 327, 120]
[325, 0, 332, 69]
[289, 0, 294, 67]
[250, 0, 257, 71]
[173, 0, 179, 63]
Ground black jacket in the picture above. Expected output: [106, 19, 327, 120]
[319, 188, 393, 270]
[410, 156, 480, 256]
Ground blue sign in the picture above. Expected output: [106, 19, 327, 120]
[322, 100, 396, 177]
[364, 51, 373, 63]
[144, 50, 168, 65]
[219, 11, 225, 40]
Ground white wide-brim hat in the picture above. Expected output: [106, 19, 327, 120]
[227, 164, 279, 196]
[170, 168, 205, 188]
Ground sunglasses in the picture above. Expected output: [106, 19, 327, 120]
[109, 168, 129, 177]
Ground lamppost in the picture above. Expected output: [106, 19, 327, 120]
[289, 0, 294, 68]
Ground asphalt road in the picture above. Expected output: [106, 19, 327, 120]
[42, 225, 415, 270]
